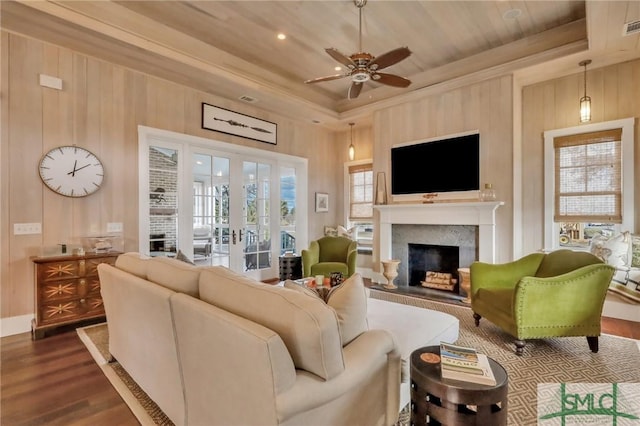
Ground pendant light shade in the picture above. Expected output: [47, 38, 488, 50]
[348, 123, 355, 161]
[579, 59, 592, 123]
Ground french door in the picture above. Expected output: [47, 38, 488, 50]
[139, 126, 307, 281]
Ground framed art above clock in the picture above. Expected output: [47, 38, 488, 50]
[39, 145, 104, 197]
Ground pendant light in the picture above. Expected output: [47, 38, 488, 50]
[348, 123, 355, 160]
[579, 59, 592, 123]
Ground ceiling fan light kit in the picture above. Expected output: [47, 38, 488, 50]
[304, 0, 412, 99]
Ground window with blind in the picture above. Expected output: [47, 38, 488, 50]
[553, 129, 622, 223]
[543, 118, 635, 250]
[349, 163, 373, 220]
[347, 162, 374, 255]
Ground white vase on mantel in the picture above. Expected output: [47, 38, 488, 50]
[381, 259, 401, 290]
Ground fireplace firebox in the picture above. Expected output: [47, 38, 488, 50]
[408, 243, 460, 291]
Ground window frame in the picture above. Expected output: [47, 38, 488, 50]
[543, 118, 635, 250]
[344, 159, 374, 254]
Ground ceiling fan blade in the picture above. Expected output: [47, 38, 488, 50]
[369, 47, 412, 71]
[373, 72, 411, 88]
[348, 81, 363, 99]
[304, 74, 348, 84]
[325, 48, 356, 69]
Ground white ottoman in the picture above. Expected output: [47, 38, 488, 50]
[367, 297, 460, 409]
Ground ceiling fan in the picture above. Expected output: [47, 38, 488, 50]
[304, 0, 412, 99]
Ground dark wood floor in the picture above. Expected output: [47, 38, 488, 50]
[2, 317, 638, 426]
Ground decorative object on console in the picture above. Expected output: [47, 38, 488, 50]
[315, 192, 329, 212]
[375, 171, 388, 205]
[381, 259, 401, 290]
[479, 183, 496, 201]
[201, 103, 277, 145]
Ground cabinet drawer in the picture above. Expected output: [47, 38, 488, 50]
[38, 260, 81, 282]
[39, 296, 104, 325]
[86, 256, 117, 276]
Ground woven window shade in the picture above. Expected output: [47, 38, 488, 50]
[349, 165, 373, 220]
[553, 129, 622, 223]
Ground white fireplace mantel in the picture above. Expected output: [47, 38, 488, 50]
[374, 201, 504, 263]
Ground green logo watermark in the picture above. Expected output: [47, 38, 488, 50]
[538, 383, 640, 425]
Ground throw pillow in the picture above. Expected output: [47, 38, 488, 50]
[631, 234, 640, 268]
[175, 249, 195, 265]
[337, 225, 355, 239]
[324, 226, 338, 237]
[590, 232, 630, 268]
[284, 273, 368, 345]
[324, 225, 355, 239]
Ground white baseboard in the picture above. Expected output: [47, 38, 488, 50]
[602, 296, 640, 322]
[1, 314, 34, 337]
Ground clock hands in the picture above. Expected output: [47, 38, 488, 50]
[68, 160, 78, 177]
[67, 162, 92, 176]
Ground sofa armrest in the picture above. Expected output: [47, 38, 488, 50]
[276, 329, 400, 425]
[470, 252, 545, 296]
[301, 240, 320, 277]
[513, 264, 615, 329]
[346, 249, 358, 277]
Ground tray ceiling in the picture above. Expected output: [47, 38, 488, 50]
[2, 1, 639, 125]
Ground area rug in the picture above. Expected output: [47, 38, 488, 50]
[370, 289, 640, 426]
[78, 292, 640, 426]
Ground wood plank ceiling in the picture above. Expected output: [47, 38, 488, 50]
[2, 1, 639, 126]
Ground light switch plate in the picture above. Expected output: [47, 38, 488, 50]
[14, 223, 42, 235]
[106, 222, 123, 233]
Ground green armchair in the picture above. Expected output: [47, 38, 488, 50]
[301, 236, 357, 278]
[470, 249, 615, 355]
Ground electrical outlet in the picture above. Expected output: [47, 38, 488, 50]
[106, 222, 123, 233]
[14, 223, 42, 235]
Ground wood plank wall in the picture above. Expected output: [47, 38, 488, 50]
[0, 32, 343, 320]
[520, 59, 640, 255]
[371, 76, 515, 268]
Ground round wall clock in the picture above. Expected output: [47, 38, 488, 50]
[39, 145, 105, 197]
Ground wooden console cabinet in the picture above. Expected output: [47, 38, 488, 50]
[31, 252, 121, 339]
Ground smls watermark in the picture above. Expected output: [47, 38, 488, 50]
[538, 383, 640, 425]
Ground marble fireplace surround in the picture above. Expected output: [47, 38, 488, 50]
[374, 201, 503, 287]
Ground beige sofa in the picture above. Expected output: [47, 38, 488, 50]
[99, 252, 460, 425]
[99, 253, 403, 426]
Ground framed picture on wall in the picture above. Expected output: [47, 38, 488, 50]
[315, 192, 329, 213]
[201, 103, 277, 145]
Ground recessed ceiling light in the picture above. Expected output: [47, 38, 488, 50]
[277, 33, 286, 40]
[503, 8, 522, 20]
[335, 66, 342, 71]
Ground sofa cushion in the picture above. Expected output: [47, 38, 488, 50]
[115, 252, 150, 279]
[147, 257, 200, 297]
[284, 273, 368, 346]
[198, 266, 345, 380]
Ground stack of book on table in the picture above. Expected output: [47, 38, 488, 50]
[439, 342, 497, 386]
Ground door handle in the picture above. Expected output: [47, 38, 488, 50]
[232, 230, 237, 245]
[239, 229, 243, 242]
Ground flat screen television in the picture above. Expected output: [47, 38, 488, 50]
[391, 132, 480, 195]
